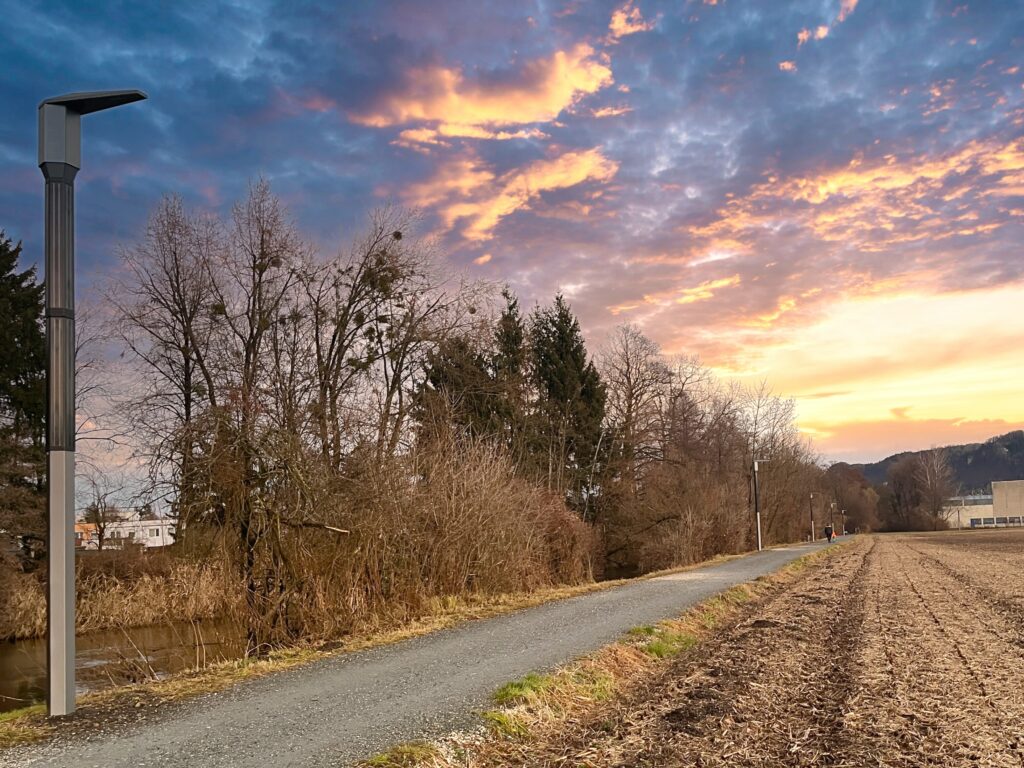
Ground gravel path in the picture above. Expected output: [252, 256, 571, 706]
[6, 542, 824, 768]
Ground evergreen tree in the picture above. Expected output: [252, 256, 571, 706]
[529, 295, 606, 508]
[493, 288, 526, 382]
[491, 288, 529, 451]
[419, 334, 499, 438]
[0, 231, 47, 565]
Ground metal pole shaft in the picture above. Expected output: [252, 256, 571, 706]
[754, 462, 762, 552]
[43, 162, 77, 716]
[809, 495, 815, 541]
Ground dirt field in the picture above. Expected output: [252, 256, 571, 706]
[465, 532, 1024, 767]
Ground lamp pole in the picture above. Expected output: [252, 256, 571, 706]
[841, 509, 847, 536]
[809, 492, 815, 541]
[39, 90, 146, 716]
[753, 459, 767, 552]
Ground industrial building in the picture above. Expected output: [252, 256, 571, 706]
[943, 480, 1024, 528]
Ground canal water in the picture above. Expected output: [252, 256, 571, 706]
[0, 620, 245, 712]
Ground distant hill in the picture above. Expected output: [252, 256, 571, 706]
[855, 431, 1024, 492]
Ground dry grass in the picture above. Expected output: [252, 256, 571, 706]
[0, 558, 231, 641]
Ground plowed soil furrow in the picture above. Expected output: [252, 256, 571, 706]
[902, 540, 1024, 646]
[850, 540, 1017, 766]
[466, 532, 1024, 768]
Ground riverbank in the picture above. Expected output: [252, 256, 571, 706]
[0, 570, 641, 726]
[0, 544, 775, 745]
[1, 554, 230, 641]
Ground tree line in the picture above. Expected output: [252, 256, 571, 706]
[1, 182, 944, 648]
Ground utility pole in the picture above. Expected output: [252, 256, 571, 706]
[830, 501, 836, 530]
[39, 90, 146, 716]
[841, 509, 847, 536]
[809, 492, 815, 541]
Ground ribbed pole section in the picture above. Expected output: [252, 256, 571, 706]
[42, 162, 77, 716]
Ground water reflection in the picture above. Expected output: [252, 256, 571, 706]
[0, 620, 244, 713]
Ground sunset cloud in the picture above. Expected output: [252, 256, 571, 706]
[690, 139, 1024, 257]
[2, 0, 1023, 464]
[592, 105, 633, 117]
[798, 26, 829, 46]
[350, 43, 612, 144]
[608, 1, 657, 41]
[837, 0, 859, 23]
[610, 275, 741, 314]
[412, 148, 619, 240]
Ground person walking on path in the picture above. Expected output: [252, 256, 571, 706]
[824, 524, 834, 543]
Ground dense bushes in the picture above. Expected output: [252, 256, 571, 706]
[235, 434, 597, 642]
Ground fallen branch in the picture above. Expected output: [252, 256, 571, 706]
[279, 518, 351, 535]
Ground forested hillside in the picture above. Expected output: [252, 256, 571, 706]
[857, 431, 1024, 492]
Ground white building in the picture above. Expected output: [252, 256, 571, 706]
[76, 515, 176, 550]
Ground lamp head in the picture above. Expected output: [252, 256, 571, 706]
[39, 90, 147, 168]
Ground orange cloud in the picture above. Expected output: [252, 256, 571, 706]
[798, 25, 830, 45]
[351, 44, 613, 144]
[473, 253, 492, 265]
[674, 275, 742, 304]
[410, 148, 619, 241]
[592, 105, 633, 117]
[403, 157, 495, 207]
[779, 60, 798, 72]
[690, 138, 1024, 253]
[394, 125, 548, 150]
[806, 416, 1024, 462]
[838, 0, 858, 22]
[608, 1, 656, 41]
[610, 275, 741, 314]
[745, 297, 798, 327]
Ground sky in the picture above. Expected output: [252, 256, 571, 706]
[1, 0, 1022, 464]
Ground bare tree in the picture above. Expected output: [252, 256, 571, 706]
[915, 448, 956, 529]
[108, 195, 220, 529]
[600, 324, 670, 488]
[81, 471, 127, 551]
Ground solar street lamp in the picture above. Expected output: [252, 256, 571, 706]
[39, 89, 147, 716]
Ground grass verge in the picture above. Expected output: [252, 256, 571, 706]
[363, 741, 442, 767]
[0, 704, 50, 749]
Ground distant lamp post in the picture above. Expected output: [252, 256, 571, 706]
[841, 509, 847, 536]
[809, 492, 816, 541]
[39, 89, 146, 717]
[753, 459, 768, 551]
